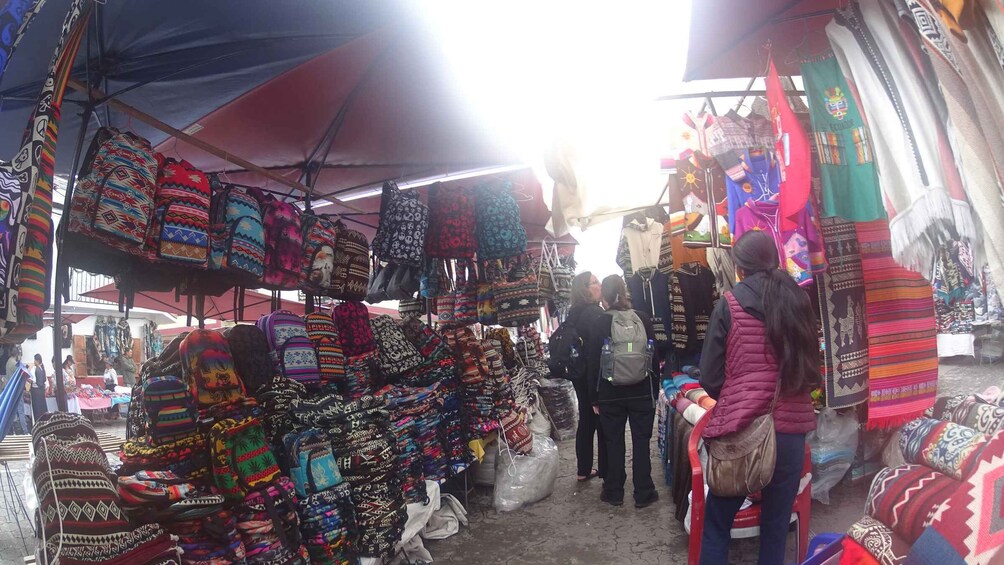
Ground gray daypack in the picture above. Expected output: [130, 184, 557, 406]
[599, 310, 652, 387]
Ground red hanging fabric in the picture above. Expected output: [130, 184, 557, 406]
[766, 58, 810, 231]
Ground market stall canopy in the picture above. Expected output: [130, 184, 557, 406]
[81, 284, 305, 323]
[683, 0, 840, 81]
[332, 167, 577, 253]
[0, 1, 522, 210]
[81, 283, 409, 322]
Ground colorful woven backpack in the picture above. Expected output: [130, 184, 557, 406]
[209, 180, 265, 284]
[143, 375, 198, 445]
[371, 181, 429, 266]
[425, 183, 476, 259]
[210, 416, 280, 501]
[333, 301, 376, 357]
[283, 428, 342, 497]
[300, 213, 339, 294]
[257, 310, 321, 387]
[331, 221, 370, 301]
[254, 190, 303, 290]
[475, 181, 527, 261]
[67, 128, 160, 259]
[179, 329, 246, 412]
[146, 157, 212, 266]
[223, 324, 273, 393]
[305, 312, 346, 385]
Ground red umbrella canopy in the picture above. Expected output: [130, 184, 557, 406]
[81, 284, 305, 323]
[684, 0, 841, 81]
[155, 22, 522, 211]
[314, 166, 577, 253]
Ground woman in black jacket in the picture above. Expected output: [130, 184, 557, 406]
[566, 271, 607, 481]
[586, 275, 660, 508]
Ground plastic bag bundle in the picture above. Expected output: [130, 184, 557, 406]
[807, 408, 858, 504]
[472, 441, 498, 487]
[493, 435, 560, 512]
[538, 377, 578, 441]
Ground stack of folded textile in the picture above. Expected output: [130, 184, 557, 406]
[383, 382, 445, 487]
[32, 413, 181, 565]
[293, 394, 406, 559]
[234, 477, 310, 564]
[162, 510, 245, 565]
[252, 374, 308, 446]
[297, 482, 356, 564]
[443, 327, 501, 440]
[341, 351, 380, 400]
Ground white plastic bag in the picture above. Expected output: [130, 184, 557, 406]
[493, 435, 560, 512]
[538, 377, 578, 441]
[807, 408, 858, 504]
[528, 402, 552, 437]
[473, 441, 497, 487]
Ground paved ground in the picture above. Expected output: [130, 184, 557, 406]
[0, 357, 998, 564]
[426, 357, 1002, 565]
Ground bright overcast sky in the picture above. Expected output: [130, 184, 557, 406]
[417, 1, 698, 277]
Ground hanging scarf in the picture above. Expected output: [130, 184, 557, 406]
[766, 58, 811, 231]
[0, 0, 89, 337]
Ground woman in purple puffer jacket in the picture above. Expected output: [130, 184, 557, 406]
[697, 230, 820, 565]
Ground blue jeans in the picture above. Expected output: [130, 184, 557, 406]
[13, 395, 28, 435]
[699, 432, 805, 565]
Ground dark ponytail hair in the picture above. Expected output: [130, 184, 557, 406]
[600, 275, 632, 311]
[732, 231, 821, 395]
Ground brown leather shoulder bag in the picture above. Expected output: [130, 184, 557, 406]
[705, 378, 781, 498]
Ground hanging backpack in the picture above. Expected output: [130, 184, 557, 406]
[67, 128, 160, 260]
[180, 329, 246, 411]
[333, 301, 376, 357]
[223, 324, 273, 393]
[209, 180, 265, 283]
[425, 183, 476, 259]
[143, 375, 198, 445]
[300, 213, 339, 294]
[331, 221, 370, 301]
[257, 310, 322, 387]
[599, 310, 653, 387]
[146, 157, 212, 267]
[371, 181, 429, 266]
[305, 312, 346, 385]
[475, 181, 527, 261]
[254, 190, 303, 290]
[283, 428, 342, 497]
[210, 416, 281, 501]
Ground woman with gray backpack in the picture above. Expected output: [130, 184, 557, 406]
[585, 275, 660, 508]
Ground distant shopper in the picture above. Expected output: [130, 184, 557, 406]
[698, 230, 819, 565]
[5, 347, 28, 434]
[30, 354, 47, 421]
[561, 271, 607, 481]
[103, 358, 118, 391]
[115, 349, 138, 387]
[585, 275, 659, 508]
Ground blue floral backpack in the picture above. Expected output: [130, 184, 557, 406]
[475, 181, 527, 262]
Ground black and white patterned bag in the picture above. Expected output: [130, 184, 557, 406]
[369, 315, 423, 377]
[371, 181, 429, 266]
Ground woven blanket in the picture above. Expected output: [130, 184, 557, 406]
[909, 431, 1004, 565]
[933, 395, 1004, 435]
[816, 216, 870, 408]
[866, 464, 958, 544]
[848, 515, 909, 565]
[856, 220, 938, 428]
[899, 418, 987, 480]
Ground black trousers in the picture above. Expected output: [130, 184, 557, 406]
[598, 396, 656, 503]
[573, 378, 606, 477]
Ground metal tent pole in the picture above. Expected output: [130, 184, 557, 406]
[52, 102, 93, 413]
